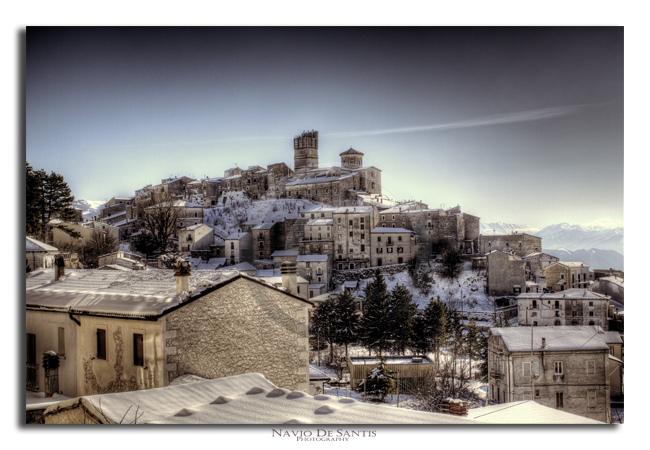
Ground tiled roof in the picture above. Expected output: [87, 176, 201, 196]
[491, 326, 609, 352]
[339, 147, 364, 156]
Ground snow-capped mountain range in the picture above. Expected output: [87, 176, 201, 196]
[480, 221, 624, 270]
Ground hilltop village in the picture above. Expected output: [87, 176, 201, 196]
[26, 130, 624, 425]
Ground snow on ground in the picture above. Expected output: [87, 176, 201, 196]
[202, 192, 324, 236]
[337, 262, 501, 317]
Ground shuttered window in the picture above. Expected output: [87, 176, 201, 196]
[133, 334, 144, 366]
[97, 329, 107, 360]
[27, 333, 36, 364]
[58, 327, 65, 357]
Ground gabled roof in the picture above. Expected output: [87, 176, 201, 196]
[339, 147, 364, 156]
[26, 237, 58, 253]
[26, 269, 313, 319]
[271, 250, 299, 257]
[516, 288, 609, 300]
[491, 326, 609, 352]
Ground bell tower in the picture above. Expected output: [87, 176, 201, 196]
[294, 130, 319, 174]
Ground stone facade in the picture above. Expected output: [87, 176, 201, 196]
[370, 228, 415, 267]
[485, 250, 526, 296]
[516, 289, 610, 329]
[178, 223, 214, 255]
[488, 327, 611, 423]
[522, 252, 560, 279]
[163, 277, 312, 391]
[479, 233, 542, 257]
[544, 262, 591, 291]
[296, 255, 331, 288]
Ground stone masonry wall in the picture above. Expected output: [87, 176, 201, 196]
[163, 277, 311, 392]
[331, 263, 409, 289]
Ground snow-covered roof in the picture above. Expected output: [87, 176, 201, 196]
[601, 331, 623, 345]
[172, 200, 204, 208]
[181, 223, 211, 232]
[491, 326, 609, 352]
[26, 237, 58, 252]
[271, 250, 299, 257]
[371, 227, 413, 234]
[516, 289, 609, 300]
[339, 147, 364, 155]
[466, 400, 603, 424]
[217, 262, 257, 273]
[306, 219, 333, 226]
[256, 268, 281, 278]
[349, 356, 432, 365]
[309, 284, 325, 289]
[45, 372, 476, 424]
[253, 222, 275, 230]
[208, 258, 227, 267]
[598, 276, 624, 287]
[285, 172, 356, 187]
[343, 281, 358, 288]
[225, 232, 249, 240]
[309, 364, 333, 381]
[296, 255, 329, 262]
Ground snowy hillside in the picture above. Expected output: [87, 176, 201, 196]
[479, 222, 541, 236]
[72, 199, 106, 220]
[337, 262, 499, 319]
[544, 248, 624, 271]
[536, 223, 624, 255]
[202, 191, 324, 236]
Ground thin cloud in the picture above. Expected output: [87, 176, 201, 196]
[323, 105, 592, 139]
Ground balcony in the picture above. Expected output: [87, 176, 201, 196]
[386, 241, 394, 246]
[490, 371, 502, 379]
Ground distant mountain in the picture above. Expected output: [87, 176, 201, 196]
[536, 223, 624, 255]
[72, 200, 105, 220]
[479, 222, 541, 236]
[543, 248, 624, 272]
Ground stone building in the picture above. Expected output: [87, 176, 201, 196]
[516, 288, 610, 329]
[26, 268, 314, 398]
[485, 250, 526, 296]
[488, 326, 611, 423]
[376, 205, 480, 255]
[271, 250, 299, 269]
[178, 223, 214, 255]
[370, 227, 415, 267]
[522, 252, 560, 280]
[152, 176, 196, 198]
[479, 233, 542, 258]
[225, 231, 252, 265]
[591, 276, 624, 306]
[544, 261, 591, 291]
[296, 254, 331, 289]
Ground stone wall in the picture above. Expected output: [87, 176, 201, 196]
[163, 277, 311, 392]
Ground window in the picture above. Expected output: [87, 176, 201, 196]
[535, 389, 540, 398]
[398, 236, 402, 241]
[387, 247, 393, 253]
[317, 276, 322, 283]
[230, 242, 234, 249]
[361, 224, 365, 230]
[554, 361, 563, 375]
[555, 301, 560, 309]
[27, 333, 36, 365]
[532, 300, 537, 309]
[97, 329, 107, 360]
[361, 244, 365, 252]
[360, 217, 364, 223]
[572, 311, 577, 317]
[609, 347, 615, 356]
[377, 236, 382, 242]
[377, 258, 383, 266]
[398, 257, 403, 264]
[133, 334, 144, 366]
[58, 327, 65, 357]
[589, 301, 594, 307]
[586, 360, 595, 375]
[349, 231, 353, 237]
[556, 392, 564, 408]
[587, 390, 596, 408]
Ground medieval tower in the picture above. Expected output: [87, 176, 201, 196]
[293, 130, 319, 174]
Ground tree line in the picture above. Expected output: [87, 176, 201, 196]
[310, 269, 490, 380]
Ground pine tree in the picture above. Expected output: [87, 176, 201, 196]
[360, 269, 391, 356]
[26, 163, 46, 237]
[43, 172, 77, 224]
[410, 310, 431, 355]
[426, 297, 448, 369]
[333, 290, 359, 362]
[477, 331, 490, 381]
[355, 358, 396, 402]
[465, 318, 482, 379]
[387, 283, 417, 355]
[311, 297, 338, 364]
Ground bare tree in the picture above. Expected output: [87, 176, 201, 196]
[135, 192, 184, 253]
[404, 359, 481, 413]
[83, 230, 119, 268]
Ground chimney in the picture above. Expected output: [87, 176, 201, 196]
[541, 337, 546, 348]
[281, 261, 298, 295]
[174, 261, 192, 296]
[54, 254, 65, 281]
